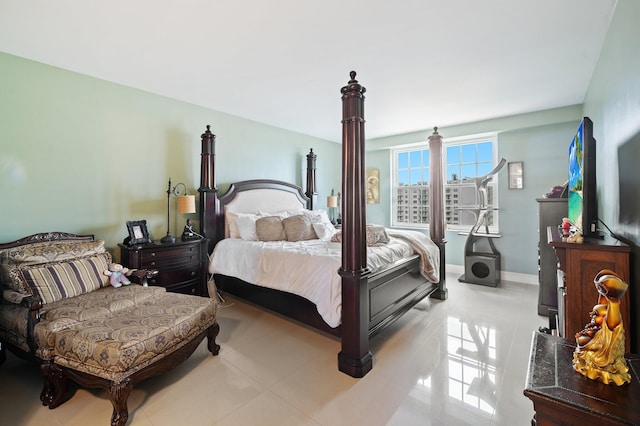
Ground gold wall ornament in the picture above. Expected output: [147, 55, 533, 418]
[572, 269, 631, 385]
[366, 168, 380, 204]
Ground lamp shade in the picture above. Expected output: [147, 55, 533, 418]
[177, 195, 196, 214]
[327, 195, 338, 208]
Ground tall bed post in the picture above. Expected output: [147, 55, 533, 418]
[198, 125, 219, 253]
[338, 71, 372, 377]
[428, 127, 448, 299]
[305, 148, 317, 210]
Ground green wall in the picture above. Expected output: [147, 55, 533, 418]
[0, 52, 341, 259]
[365, 106, 582, 276]
[582, 0, 640, 351]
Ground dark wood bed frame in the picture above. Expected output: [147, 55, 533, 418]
[198, 72, 447, 378]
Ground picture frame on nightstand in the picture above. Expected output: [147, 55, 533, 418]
[125, 220, 152, 245]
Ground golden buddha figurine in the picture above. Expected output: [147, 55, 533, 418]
[573, 269, 631, 385]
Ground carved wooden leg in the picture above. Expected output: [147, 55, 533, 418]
[109, 377, 132, 426]
[40, 362, 52, 406]
[40, 362, 69, 408]
[207, 322, 220, 355]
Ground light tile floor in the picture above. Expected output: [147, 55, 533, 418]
[0, 270, 547, 425]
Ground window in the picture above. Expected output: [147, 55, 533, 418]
[392, 136, 498, 232]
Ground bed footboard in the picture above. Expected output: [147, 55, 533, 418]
[368, 255, 438, 335]
[213, 274, 340, 337]
[213, 254, 438, 340]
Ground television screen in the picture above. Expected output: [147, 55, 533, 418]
[568, 117, 597, 236]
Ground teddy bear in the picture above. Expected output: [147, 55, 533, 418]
[104, 263, 131, 288]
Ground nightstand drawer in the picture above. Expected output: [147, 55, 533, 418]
[140, 245, 200, 266]
[148, 267, 201, 287]
[140, 253, 200, 269]
[161, 279, 201, 295]
[119, 239, 208, 296]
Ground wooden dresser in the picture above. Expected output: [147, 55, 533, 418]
[119, 239, 209, 296]
[524, 332, 640, 426]
[536, 198, 567, 316]
[547, 226, 631, 351]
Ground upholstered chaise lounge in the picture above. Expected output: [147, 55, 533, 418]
[0, 232, 220, 426]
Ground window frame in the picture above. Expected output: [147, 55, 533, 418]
[391, 134, 499, 233]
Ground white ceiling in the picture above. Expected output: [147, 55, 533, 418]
[0, 0, 617, 142]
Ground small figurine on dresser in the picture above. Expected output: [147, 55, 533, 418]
[182, 219, 203, 241]
[573, 269, 631, 385]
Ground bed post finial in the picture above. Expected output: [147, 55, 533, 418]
[342, 71, 366, 97]
[305, 148, 317, 210]
[199, 124, 219, 252]
[200, 124, 216, 190]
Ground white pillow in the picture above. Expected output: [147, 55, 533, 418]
[313, 222, 337, 240]
[225, 211, 240, 238]
[226, 212, 260, 239]
[235, 214, 261, 241]
[303, 209, 333, 226]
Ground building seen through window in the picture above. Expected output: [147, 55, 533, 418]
[392, 137, 498, 231]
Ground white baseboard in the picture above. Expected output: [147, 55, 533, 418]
[445, 264, 538, 285]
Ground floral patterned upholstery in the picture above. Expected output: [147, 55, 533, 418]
[1, 239, 106, 266]
[0, 240, 106, 295]
[52, 292, 218, 382]
[33, 285, 167, 360]
[0, 302, 30, 352]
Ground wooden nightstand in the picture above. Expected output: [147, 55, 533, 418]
[119, 239, 209, 296]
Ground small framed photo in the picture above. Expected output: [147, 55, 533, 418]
[126, 220, 151, 245]
[508, 161, 524, 190]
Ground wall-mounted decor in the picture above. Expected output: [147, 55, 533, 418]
[366, 168, 380, 204]
[508, 161, 524, 189]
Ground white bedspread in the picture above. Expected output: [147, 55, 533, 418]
[208, 232, 439, 328]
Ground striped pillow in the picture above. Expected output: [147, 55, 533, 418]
[1, 240, 106, 290]
[19, 253, 111, 304]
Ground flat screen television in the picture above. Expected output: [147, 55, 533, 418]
[568, 117, 598, 237]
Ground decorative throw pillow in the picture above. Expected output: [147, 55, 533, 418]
[19, 252, 111, 304]
[0, 239, 106, 284]
[282, 215, 318, 242]
[256, 216, 286, 241]
[4, 266, 32, 295]
[0, 239, 105, 265]
[329, 226, 390, 246]
[366, 224, 390, 246]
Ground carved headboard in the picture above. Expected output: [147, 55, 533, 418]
[217, 179, 310, 239]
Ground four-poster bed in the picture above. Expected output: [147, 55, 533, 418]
[198, 72, 447, 377]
